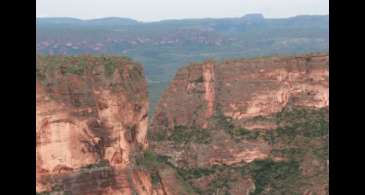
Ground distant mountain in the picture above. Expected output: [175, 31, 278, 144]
[241, 13, 264, 21]
[36, 17, 139, 27]
[86, 17, 139, 25]
[36, 14, 329, 115]
[36, 17, 83, 24]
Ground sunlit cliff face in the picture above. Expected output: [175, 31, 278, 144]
[36, 53, 328, 195]
[152, 54, 328, 132]
[36, 56, 155, 194]
[149, 53, 328, 195]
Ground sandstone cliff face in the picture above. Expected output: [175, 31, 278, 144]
[149, 53, 329, 195]
[36, 56, 159, 194]
[152, 54, 328, 132]
[36, 53, 329, 195]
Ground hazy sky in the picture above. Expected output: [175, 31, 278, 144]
[37, 0, 329, 21]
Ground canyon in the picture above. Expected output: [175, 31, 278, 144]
[37, 14, 329, 115]
[36, 53, 328, 195]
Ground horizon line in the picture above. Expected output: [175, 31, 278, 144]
[36, 13, 329, 23]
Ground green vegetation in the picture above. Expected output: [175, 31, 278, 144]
[36, 66, 47, 81]
[36, 55, 140, 79]
[171, 158, 301, 195]
[213, 112, 234, 130]
[213, 112, 261, 141]
[207, 178, 230, 194]
[204, 107, 328, 194]
[276, 148, 306, 161]
[145, 107, 328, 194]
[135, 150, 201, 194]
[135, 150, 169, 169]
[103, 58, 116, 76]
[36, 55, 146, 104]
[313, 144, 329, 161]
[194, 76, 204, 83]
[37, 190, 73, 195]
[249, 159, 300, 195]
[81, 159, 109, 170]
[36, 192, 50, 195]
[262, 131, 276, 145]
[64, 62, 85, 75]
[175, 165, 237, 195]
[151, 107, 328, 194]
[275, 107, 329, 139]
[135, 150, 170, 186]
[51, 184, 63, 192]
[243, 106, 329, 194]
[176, 167, 215, 180]
[226, 127, 260, 140]
[149, 130, 168, 142]
[148, 126, 211, 144]
[169, 125, 211, 144]
[169, 128, 190, 143]
[227, 127, 250, 136]
[174, 173, 199, 195]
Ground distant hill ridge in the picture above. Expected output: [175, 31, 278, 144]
[36, 13, 328, 24]
[36, 17, 139, 25]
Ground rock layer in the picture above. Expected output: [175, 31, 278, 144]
[36, 56, 155, 194]
[149, 53, 329, 195]
[152, 53, 328, 132]
[36, 53, 329, 195]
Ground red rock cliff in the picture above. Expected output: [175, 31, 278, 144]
[149, 53, 329, 195]
[152, 53, 328, 132]
[36, 56, 162, 194]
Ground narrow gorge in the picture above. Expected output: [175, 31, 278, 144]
[36, 53, 329, 195]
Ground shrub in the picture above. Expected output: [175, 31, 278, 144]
[229, 127, 250, 136]
[212, 112, 262, 141]
[135, 150, 170, 186]
[194, 76, 204, 83]
[169, 126, 211, 144]
[249, 159, 300, 195]
[150, 170, 160, 186]
[176, 167, 215, 180]
[275, 107, 329, 139]
[213, 113, 234, 130]
[262, 131, 276, 145]
[206, 176, 232, 195]
[104, 59, 116, 77]
[279, 148, 306, 161]
[209, 177, 230, 189]
[136, 150, 170, 169]
[169, 126, 191, 144]
[80, 160, 110, 172]
[226, 127, 260, 140]
[64, 63, 84, 75]
[302, 117, 328, 138]
[313, 145, 329, 161]
[150, 130, 168, 142]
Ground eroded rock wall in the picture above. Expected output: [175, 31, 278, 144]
[36, 56, 156, 194]
[149, 53, 329, 195]
[36, 53, 329, 195]
[152, 54, 328, 132]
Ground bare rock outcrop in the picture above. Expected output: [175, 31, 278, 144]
[152, 53, 328, 132]
[36, 56, 154, 194]
[149, 53, 329, 195]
